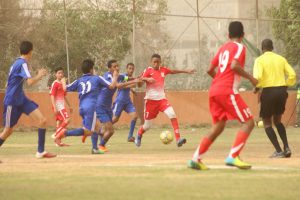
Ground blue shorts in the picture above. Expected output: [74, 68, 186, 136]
[3, 98, 38, 128]
[112, 101, 136, 117]
[79, 108, 97, 131]
[96, 106, 113, 123]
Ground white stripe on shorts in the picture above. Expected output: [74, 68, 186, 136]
[230, 94, 245, 122]
[5, 105, 12, 127]
[113, 103, 118, 116]
[91, 112, 96, 132]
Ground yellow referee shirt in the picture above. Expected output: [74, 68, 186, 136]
[253, 51, 296, 88]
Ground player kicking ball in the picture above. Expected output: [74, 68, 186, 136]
[54, 59, 119, 154]
[112, 63, 139, 142]
[49, 67, 73, 146]
[187, 21, 258, 170]
[135, 54, 196, 147]
[0, 41, 56, 159]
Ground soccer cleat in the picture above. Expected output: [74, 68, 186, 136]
[36, 151, 57, 159]
[127, 136, 135, 143]
[187, 160, 209, 170]
[99, 145, 109, 152]
[269, 151, 285, 158]
[91, 148, 104, 154]
[177, 138, 187, 147]
[284, 147, 292, 158]
[134, 135, 142, 147]
[225, 156, 252, 169]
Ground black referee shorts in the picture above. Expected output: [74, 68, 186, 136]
[260, 86, 288, 118]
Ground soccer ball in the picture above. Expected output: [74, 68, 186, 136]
[160, 130, 173, 144]
[257, 120, 264, 128]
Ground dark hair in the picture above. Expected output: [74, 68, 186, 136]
[151, 54, 161, 60]
[81, 59, 94, 74]
[126, 63, 135, 68]
[228, 21, 244, 39]
[20, 41, 33, 55]
[107, 59, 117, 68]
[261, 39, 273, 51]
[54, 67, 64, 73]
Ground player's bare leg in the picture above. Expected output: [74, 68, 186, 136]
[29, 108, 56, 158]
[98, 122, 114, 152]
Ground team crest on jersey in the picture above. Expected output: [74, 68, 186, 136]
[161, 72, 165, 77]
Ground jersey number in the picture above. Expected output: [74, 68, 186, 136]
[218, 50, 229, 73]
[80, 81, 92, 95]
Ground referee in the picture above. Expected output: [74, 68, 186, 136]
[253, 39, 296, 158]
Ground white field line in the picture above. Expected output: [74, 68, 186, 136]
[56, 155, 299, 171]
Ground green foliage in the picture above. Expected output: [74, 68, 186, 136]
[268, 0, 300, 67]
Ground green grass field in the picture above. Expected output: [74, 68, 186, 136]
[0, 127, 300, 200]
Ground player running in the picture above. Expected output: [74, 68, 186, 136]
[112, 63, 138, 142]
[134, 54, 195, 147]
[49, 67, 72, 146]
[187, 21, 258, 170]
[0, 41, 56, 159]
[54, 59, 118, 153]
[92, 59, 141, 153]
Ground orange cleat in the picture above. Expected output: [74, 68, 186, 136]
[99, 145, 109, 152]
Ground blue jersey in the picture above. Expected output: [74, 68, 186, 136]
[115, 73, 131, 103]
[4, 57, 32, 106]
[96, 72, 125, 107]
[67, 74, 110, 111]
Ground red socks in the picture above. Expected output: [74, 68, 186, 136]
[192, 136, 212, 162]
[171, 118, 180, 141]
[137, 126, 145, 137]
[229, 131, 250, 158]
[56, 121, 69, 135]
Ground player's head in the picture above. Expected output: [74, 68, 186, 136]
[81, 59, 94, 74]
[261, 39, 273, 52]
[54, 67, 64, 80]
[126, 63, 135, 76]
[151, 54, 161, 69]
[107, 59, 119, 73]
[20, 41, 33, 60]
[228, 21, 244, 40]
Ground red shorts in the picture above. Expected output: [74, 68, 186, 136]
[144, 99, 171, 120]
[209, 94, 252, 124]
[55, 108, 69, 122]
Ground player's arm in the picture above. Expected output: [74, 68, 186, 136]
[253, 59, 262, 93]
[116, 78, 142, 89]
[231, 59, 258, 87]
[284, 60, 296, 87]
[50, 95, 58, 114]
[61, 77, 67, 91]
[131, 88, 137, 96]
[207, 63, 217, 78]
[27, 68, 47, 86]
[169, 69, 196, 74]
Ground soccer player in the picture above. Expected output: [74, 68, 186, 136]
[253, 39, 296, 158]
[49, 67, 72, 146]
[187, 21, 258, 170]
[134, 53, 195, 147]
[112, 63, 138, 142]
[0, 41, 56, 159]
[54, 59, 119, 154]
[93, 59, 141, 152]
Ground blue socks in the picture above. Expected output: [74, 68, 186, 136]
[0, 138, 5, 146]
[38, 128, 46, 153]
[65, 128, 84, 137]
[128, 120, 137, 139]
[100, 138, 106, 146]
[91, 132, 99, 150]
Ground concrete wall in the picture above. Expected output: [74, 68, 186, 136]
[0, 91, 297, 128]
